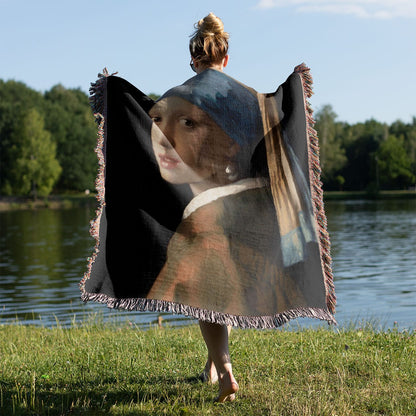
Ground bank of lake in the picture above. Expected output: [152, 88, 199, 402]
[0, 190, 415, 212]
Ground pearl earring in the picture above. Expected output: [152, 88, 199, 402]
[225, 164, 238, 182]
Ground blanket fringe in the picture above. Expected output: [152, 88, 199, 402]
[294, 63, 336, 315]
[89, 68, 117, 116]
[81, 291, 337, 329]
[79, 69, 113, 294]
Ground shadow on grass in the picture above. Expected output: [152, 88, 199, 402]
[1, 374, 209, 416]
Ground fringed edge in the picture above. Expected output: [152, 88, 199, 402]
[88, 68, 118, 116]
[81, 291, 337, 329]
[79, 69, 114, 295]
[294, 63, 336, 315]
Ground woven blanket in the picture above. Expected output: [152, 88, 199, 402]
[80, 64, 336, 328]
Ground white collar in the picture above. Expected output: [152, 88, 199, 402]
[183, 177, 268, 220]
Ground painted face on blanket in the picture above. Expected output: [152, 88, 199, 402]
[149, 96, 239, 195]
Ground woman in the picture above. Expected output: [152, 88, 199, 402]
[151, 13, 239, 401]
[81, 13, 336, 404]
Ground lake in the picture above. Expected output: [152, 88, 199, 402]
[0, 198, 415, 330]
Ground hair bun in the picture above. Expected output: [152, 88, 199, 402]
[197, 12, 226, 37]
[189, 13, 229, 65]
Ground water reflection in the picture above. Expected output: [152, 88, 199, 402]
[0, 206, 192, 327]
[0, 199, 415, 329]
[325, 199, 416, 329]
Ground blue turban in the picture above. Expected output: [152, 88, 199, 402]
[159, 69, 264, 149]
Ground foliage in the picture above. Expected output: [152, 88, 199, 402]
[0, 80, 46, 195]
[147, 93, 161, 101]
[0, 80, 96, 196]
[44, 85, 97, 192]
[314, 104, 347, 184]
[376, 135, 415, 189]
[9, 108, 61, 197]
[314, 105, 416, 191]
[0, 322, 414, 415]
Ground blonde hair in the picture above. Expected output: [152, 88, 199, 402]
[189, 13, 229, 66]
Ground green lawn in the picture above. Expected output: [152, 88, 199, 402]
[0, 320, 415, 415]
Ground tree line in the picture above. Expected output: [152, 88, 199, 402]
[315, 105, 415, 191]
[0, 80, 415, 197]
[0, 80, 97, 198]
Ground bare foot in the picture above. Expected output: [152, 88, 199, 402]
[215, 372, 239, 403]
[199, 358, 218, 384]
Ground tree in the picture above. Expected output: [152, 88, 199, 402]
[0, 102, 19, 194]
[389, 118, 416, 181]
[0, 79, 44, 109]
[11, 108, 62, 197]
[314, 105, 347, 188]
[341, 119, 387, 191]
[0, 80, 45, 194]
[147, 93, 160, 101]
[44, 85, 97, 191]
[376, 135, 415, 189]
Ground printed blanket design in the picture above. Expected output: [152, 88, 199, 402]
[80, 64, 336, 328]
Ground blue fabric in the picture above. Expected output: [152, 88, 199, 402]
[159, 69, 264, 149]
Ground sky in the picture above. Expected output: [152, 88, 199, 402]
[1, 0, 415, 125]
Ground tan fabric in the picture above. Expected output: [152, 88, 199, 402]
[148, 186, 326, 317]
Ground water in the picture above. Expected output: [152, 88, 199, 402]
[323, 198, 416, 330]
[0, 199, 415, 330]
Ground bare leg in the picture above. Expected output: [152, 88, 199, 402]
[199, 321, 239, 402]
[200, 354, 218, 383]
[200, 326, 232, 384]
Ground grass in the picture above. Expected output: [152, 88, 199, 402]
[0, 320, 415, 415]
